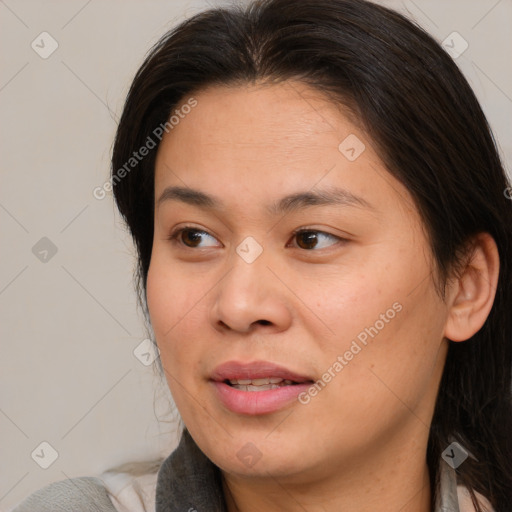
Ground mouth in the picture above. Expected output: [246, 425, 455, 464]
[210, 360, 315, 415]
[211, 360, 314, 386]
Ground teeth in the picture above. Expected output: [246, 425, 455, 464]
[247, 384, 274, 391]
[227, 377, 295, 390]
[251, 378, 270, 385]
[232, 384, 282, 391]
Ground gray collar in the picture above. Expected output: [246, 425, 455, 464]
[155, 429, 227, 512]
[155, 429, 460, 512]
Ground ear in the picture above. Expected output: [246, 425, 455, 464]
[444, 233, 500, 342]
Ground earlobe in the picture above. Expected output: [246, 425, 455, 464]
[443, 233, 499, 343]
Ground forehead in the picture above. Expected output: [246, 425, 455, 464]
[155, 81, 356, 172]
[167, 81, 354, 151]
[153, 81, 416, 219]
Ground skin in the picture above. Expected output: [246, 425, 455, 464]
[146, 81, 499, 512]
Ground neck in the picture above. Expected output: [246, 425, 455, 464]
[221, 434, 432, 512]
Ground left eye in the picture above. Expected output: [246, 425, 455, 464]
[290, 230, 341, 250]
[169, 228, 220, 248]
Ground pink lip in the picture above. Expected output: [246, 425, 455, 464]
[210, 360, 314, 415]
[211, 360, 313, 383]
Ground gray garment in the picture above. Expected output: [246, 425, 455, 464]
[9, 476, 118, 512]
[11, 429, 461, 511]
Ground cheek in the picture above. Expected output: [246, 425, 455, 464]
[289, 261, 402, 349]
[146, 260, 174, 335]
[146, 259, 189, 371]
[146, 256, 209, 386]
[292, 250, 445, 400]
[313, 281, 445, 422]
[146, 255, 200, 335]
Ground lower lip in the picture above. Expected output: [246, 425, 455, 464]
[211, 381, 312, 415]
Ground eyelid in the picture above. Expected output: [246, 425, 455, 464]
[291, 227, 346, 238]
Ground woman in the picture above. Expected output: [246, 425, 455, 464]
[12, 0, 512, 510]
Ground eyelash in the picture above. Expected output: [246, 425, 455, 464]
[166, 225, 346, 251]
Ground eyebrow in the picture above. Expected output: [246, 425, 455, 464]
[156, 185, 375, 215]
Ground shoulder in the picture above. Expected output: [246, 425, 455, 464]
[9, 476, 118, 512]
[100, 470, 157, 512]
[457, 485, 495, 512]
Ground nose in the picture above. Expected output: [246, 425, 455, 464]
[209, 251, 293, 334]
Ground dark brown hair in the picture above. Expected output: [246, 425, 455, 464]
[111, 0, 512, 509]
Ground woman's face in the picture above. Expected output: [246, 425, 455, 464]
[147, 81, 450, 482]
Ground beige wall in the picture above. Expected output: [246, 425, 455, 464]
[1, 0, 510, 509]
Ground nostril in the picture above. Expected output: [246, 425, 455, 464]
[257, 320, 271, 326]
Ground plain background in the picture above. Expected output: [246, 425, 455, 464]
[1, 0, 511, 509]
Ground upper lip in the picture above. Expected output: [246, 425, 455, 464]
[211, 360, 314, 383]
